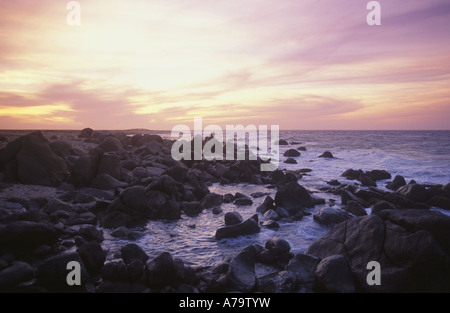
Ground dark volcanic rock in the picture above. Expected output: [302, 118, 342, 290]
[98, 136, 123, 152]
[121, 244, 149, 265]
[341, 169, 364, 180]
[0, 261, 34, 290]
[386, 175, 407, 191]
[283, 149, 301, 157]
[233, 198, 253, 206]
[277, 139, 289, 146]
[225, 212, 243, 226]
[397, 184, 429, 203]
[216, 215, 260, 240]
[256, 196, 274, 214]
[49, 140, 73, 158]
[274, 182, 314, 215]
[315, 255, 355, 293]
[78, 128, 93, 138]
[201, 193, 223, 209]
[77, 242, 106, 274]
[318, 151, 334, 158]
[145, 252, 179, 288]
[365, 169, 392, 181]
[0, 221, 59, 251]
[284, 158, 298, 164]
[344, 201, 367, 216]
[182, 201, 204, 217]
[313, 207, 353, 226]
[0, 131, 68, 187]
[227, 248, 256, 292]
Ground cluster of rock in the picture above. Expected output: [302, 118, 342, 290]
[1, 132, 450, 293]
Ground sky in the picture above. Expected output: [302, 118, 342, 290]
[0, 0, 449, 130]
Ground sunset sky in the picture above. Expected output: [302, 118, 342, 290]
[0, 0, 449, 130]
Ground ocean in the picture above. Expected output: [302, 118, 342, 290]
[104, 130, 450, 270]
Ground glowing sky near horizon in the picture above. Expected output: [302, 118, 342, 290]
[0, 0, 449, 130]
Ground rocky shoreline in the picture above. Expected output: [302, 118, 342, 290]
[0, 129, 449, 293]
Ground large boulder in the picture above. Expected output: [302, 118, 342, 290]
[98, 136, 123, 152]
[145, 252, 179, 288]
[306, 213, 450, 292]
[70, 148, 103, 187]
[0, 131, 68, 187]
[283, 149, 301, 157]
[77, 242, 106, 274]
[386, 175, 407, 191]
[315, 255, 355, 293]
[97, 153, 122, 179]
[313, 207, 353, 226]
[78, 128, 93, 138]
[397, 184, 429, 203]
[0, 221, 59, 252]
[0, 261, 34, 290]
[227, 248, 256, 292]
[275, 182, 314, 215]
[215, 215, 260, 240]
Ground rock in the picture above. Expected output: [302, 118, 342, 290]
[263, 209, 280, 221]
[284, 158, 298, 164]
[371, 201, 397, 215]
[77, 242, 106, 274]
[91, 173, 127, 190]
[283, 149, 301, 157]
[297, 146, 307, 151]
[36, 252, 89, 291]
[341, 189, 370, 207]
[0, 131, 68, 187]
[121, 159, 139, 171]
[386, 175, 407, 191]
[78, 128, 93, 138]
[70, 149, 103, 187]
[225, 212, 243, 226]
[98, 136, 123, 152]
[97, 153, 121, 179]
[313, 207, 353, 226]
[212, 207, 223, 215]
[443, 183, 450, 193]
[182, 202, 204, 217]
[428, 195, 450, 210]
[146, 166, 166, 177]
[0, 261, 34, 290]
[79, 225, 104, 243]
[121, 244, 149, 265]
[128, 259, 145, 283]
[359, 174, 377, 187]
[274, 182, 314, 215]
[327, 179, 341, 186]
[49, 140, 73, 158]
[275, 207, 290, 218]
[265, 237, 291, 256]
[256, 196, 274, 214]
[262, 220, 280, 229]
[101, 260, 128, 281]
[201, 193, 223, 209]
[344, 201, 367, 216]
[167, 165, 188, 182]
[145, 252, 179, 288]
[397, 184, 429, 203]
[227, 249, 256, 292]
[341, 169, 364, 180]
[277, 139, 289, 146]
[223, 193, 235, 203]
[111, 226, 132, 239]
[251, 192, 266, 198]
[215, 215, 260, 240]
[315, 255, 355, 293]
[366, 169, 392, 181]
[318, 151, 334, 158]
[0, 221, 59, 251]
[132, 167, 148, 179]
[66, 212, 97, 226]
[233, 198, 253, 206]
[285, 254, 320, 285]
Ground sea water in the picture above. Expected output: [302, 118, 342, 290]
[104, 130, 450, 268]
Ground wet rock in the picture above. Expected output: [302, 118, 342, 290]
[285, 254, 320, 286]
[327, 179, 341, 186]
[182, 201, 204, 217]
[359, 174, 377, 187]
[227, 248, 256, 292]
[428, 195, 450, 210]
[225, 212, 243, 226]
[315, 255, 355, 293]
[371, 201, 397, 215]
[145, 252, 180, 288]
[397, 184, 429, 203]
[256, 196, 275, 214]
[275, 207, 290, 218]
[283, 149, 300, 157]
[313, 207, 353, 226]
[318, 151, 334, 158]
[275, 182, 314, 215]
[91, 173, 127, 190]
[263, 209, 280, 221]
[366, 169, 392, 181]
[121, 244, 149, 266]
[386, 175, 407, 191]
[215, 215, 260, 240]
[284, 158, 297, 164]
[101, 260, 128, 281]
[212, 207, 223, 215]
[167, 165, 188, 182]
[49, 140, 73, 158]
[97, 153, 121, 179]
[78, 225, 104, 243]
[344, 201, 367, 216]
[341, 169, 364, 180]
[262, 220, 280, 229]
[201, 193, 223, 209]
[233, 198, 253, 206]
[70, 149, 103, 187]
[251, 192, 266, 198]
[121, 159, 139, 171]
[265, 237, 291, 256]
[77, 242, 106, 274]
[277, 139, 289, 146]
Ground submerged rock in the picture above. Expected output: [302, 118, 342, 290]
[215, 215, 260, 240]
